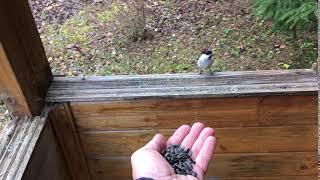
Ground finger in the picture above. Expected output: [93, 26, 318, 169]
[167, 125, 191, 146]
[143, 134, 166, 152]
[195, 136, 216, 172]
[192, 165, 204, 180]
[191, 127, 214, 159]
[181, 122, 205, 149]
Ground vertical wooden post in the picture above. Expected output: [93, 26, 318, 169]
[0, 0, 53, 116]
[49, 104, 91, 180]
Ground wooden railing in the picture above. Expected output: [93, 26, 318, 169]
[45, 69, 318, 180]
[0, 1, 318, 180]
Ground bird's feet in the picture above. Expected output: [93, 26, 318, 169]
[206, 69, 215, 75]
[199, 69, 204, 75]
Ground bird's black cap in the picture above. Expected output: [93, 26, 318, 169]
[202, 49, 212, 55]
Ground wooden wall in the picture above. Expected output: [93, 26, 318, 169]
[68, 94, 318, 180]
[23, 120, 71, 180]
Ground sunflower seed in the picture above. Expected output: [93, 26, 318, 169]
[162, 144, 197, 177]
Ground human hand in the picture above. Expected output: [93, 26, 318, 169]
[131, 122, 216, 180]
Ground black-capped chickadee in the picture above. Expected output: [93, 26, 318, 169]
[197, 49, 213, 74]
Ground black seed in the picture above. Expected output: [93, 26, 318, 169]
[173, 163, 178, 168]
[187, 150, 192, 157]
[186, 163, 192, 171]
[177, 153, 184, 159]
[162, 144, 197, 176]
[176, 170, 187, 175]
[184, 162, 192, 171]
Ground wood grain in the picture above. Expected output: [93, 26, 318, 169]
[49, 104, 91, 180]
[0, 117, 48, 180]
[80, 125, 317, 157]
[69, 94, 317, 179]
[46, 70, 317, 102]
[0, 45, 31, 117]
[23, 120, 71, 180]
[87, 152, 317, 179]
[0, 0, 52, 116]
[71, 95, 317, 131]
[0, 115, 71, 180]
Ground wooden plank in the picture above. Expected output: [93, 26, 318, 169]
[49, 104, 91, 180]
[0, 117, 47, 179]
[47, 83, 316, 102]
[86, 152, 317, 179]
[0, 0, 52, 116]
[50, 71, 314, 90]
[0, 116, 67, 180]
[22, 120, 71, 180]
[52, 69, 314, 82]
[0, 44, 31, 117]
[71, 95, 317, 131]
[80, 125, 317, 157]
[46, 70, 317, 102]
[71, 96, 259, 117]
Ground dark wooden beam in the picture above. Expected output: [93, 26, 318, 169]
[0, 0, 52, 116]
[49, 104, 91, 180]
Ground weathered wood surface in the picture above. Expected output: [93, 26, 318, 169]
[81, 125, 317, 157]
[48, 104, 91, 180]
[71, 95, 317, 131]
[22, 120, 71, 180]
[0, 117, 47, 180]
[45, 70, 317, 179]
[0, 0, 52, 116]
[70, 94, 317, 179]
[47, 70, 317, 102]
[87, 152, 317, 179]
[0, 45, 31, 117]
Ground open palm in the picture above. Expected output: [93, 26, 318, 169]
[131, 123, 216, 180]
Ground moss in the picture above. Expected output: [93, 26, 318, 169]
[96, 4, 124, 23]
[41, 9, 93, 50]
[58, 10, 92, 44]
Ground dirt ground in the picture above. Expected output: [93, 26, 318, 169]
[29, 0, 317, 76]
[0, 0, 317, 131]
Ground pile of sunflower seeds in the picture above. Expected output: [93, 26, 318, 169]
[161, 145, 197, 177]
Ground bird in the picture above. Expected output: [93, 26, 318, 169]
[311, 62, 318, 72]
[197, 49, 213, 74]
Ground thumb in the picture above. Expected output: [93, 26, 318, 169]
[143, 134, 166, 152]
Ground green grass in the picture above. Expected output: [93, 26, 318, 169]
[44, 9, 93, 47]
[40, 7, 95, 75]
[96, 3, 124, 23]
[39, 1, 317, 76]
